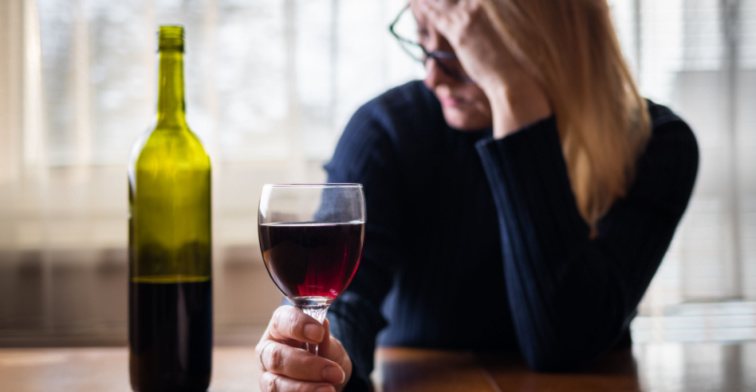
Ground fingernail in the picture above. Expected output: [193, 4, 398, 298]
[315, 386, 335, 392]
[304, 323, 324, 342]
[322, 365, 345, 384]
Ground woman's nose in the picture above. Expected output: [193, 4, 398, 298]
[423, 59, 455, 90]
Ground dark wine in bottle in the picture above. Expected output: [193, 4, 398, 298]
[129, 280, 212, 391]
[128, 25, 212, 392]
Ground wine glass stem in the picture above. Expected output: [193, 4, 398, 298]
[299, 303, 330, 356]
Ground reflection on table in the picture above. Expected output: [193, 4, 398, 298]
[0, 343, 754, 391]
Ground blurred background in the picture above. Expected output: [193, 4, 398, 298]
[0, 0, 754, 347]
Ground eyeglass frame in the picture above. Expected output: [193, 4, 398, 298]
[388, 4, 474, 83]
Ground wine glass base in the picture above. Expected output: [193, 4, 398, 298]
[291, 296, 332, 324]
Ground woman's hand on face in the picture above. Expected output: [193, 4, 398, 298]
[256, 306, 352, 392]
[416, 0, 511, 89]
[417, 0, 552, 136]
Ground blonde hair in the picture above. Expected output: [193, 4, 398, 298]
[482, 0, 651, 232]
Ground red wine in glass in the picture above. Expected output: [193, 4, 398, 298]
[259, 222, 363, 301]
[257, 184, 365, 354]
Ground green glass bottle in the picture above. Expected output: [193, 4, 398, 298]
[128, 25, 212, 392]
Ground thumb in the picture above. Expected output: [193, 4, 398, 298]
[318, 318, 347, 369]
[318, 318, 352, 389]
[317, 318, 334, 358]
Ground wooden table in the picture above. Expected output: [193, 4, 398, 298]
[0, 343, 754, 391]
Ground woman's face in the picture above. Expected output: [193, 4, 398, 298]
[412, 3, 493, 131]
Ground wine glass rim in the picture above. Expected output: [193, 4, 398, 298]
[263, 183, 362, 189]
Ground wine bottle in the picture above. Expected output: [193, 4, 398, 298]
[127, 25, 212, 392]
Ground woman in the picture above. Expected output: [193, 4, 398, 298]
[256, 0, 699, 391]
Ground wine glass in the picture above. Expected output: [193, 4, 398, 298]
[257, 184, 365, 354]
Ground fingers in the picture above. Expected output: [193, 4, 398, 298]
[318, 319, 352, 390]
[417, 0, 450, 29]
[259, 372, 336, 392]
[417, 0, 470, 47]
[418, 0, 476, 14]
[256, 306, 352, 391]
[316, 318, 334, 359]
[419, 0, 461, 11]
[256, 307, 350, 390]
[259, 341, 346, 384]
[318, 319, 346, 367]
[266, 306, 325, 345]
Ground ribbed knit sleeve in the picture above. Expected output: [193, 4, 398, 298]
[475, 114, 698, 371]
[324, 101, 404, 390]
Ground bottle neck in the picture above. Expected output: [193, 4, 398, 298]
[156, 49, 186, 127]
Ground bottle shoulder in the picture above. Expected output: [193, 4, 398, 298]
[130, 126, 211, 171]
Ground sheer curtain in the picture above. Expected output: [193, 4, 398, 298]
[2, 0, 417, 251]
[609, 0, 756, 342]
[0, 0, 754, 342]
[0, 0, 420, 342]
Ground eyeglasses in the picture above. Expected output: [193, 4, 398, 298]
[389, 4, 473, 83]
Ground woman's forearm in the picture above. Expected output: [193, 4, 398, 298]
[476, 118, 698, 370]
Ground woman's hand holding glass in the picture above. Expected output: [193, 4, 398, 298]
[256, 306, 352, 392]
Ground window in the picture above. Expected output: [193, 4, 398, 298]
[0, 0, 753, 342]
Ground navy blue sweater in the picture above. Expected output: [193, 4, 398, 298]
[324, 81, 698, 390]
